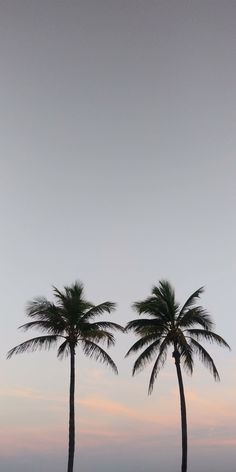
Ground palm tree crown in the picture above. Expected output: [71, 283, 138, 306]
[8, 281, 121, 369]
[126, 280, 230, 394]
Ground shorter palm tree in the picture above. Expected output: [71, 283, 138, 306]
[8, 281, 123, 472]
[125, 280, 230, 472]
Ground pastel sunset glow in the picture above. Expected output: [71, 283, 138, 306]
[1, 1, 236, 471]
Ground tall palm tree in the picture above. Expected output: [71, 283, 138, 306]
[125, 280, 230, 472]
[7, 281, 123, 472]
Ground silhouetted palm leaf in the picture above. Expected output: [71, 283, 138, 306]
[7, 335, 59, 357]
[189, 338, 220, 381]
[178, 287, 204, 315]
[126, 318, 166, 335]
[177, 307, 213, 330]
[19, 320, 66, 334]
[82, 302, 116, 321]
[132, 338, 163, 375]
[81, 340, 118, 374]
[57, 340, 70, 359]
[148, 339, 169, 394]
[125, 333, 163, 357]
[186, 329, 230, 348]
[89, 321, 123, 331]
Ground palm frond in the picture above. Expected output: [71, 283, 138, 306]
[53, 282, 93, 316]
[152, 280, 174, 301]
[82, 330, 116, 347]
[53, 281, 83, 303]
[132, 299, 167, 320]
[152, 280, 179, 319]
[82, 340, 118, 374]
[82, 302, 116, 321]
[125, 333, 163, 357]
[179, 341, 194, 375]
[89, 321, 124, 332]
[7, 335, 59, 358]
[177, 307, 213, 330]
[57, 340, 70, 359]
[132, 338, 163, 375]
[190, 338, 220, 381]
[26, 298, 54, 318]
[148, 340, 169, 394]
[125, 318, 166, 336]
[19, 320, 65, 334]
[173, 329, 194, 374]
[186, 329, 230, 349]
[26, 299, 66, 328]
[178, 287, 204, 316]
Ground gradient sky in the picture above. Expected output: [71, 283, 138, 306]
[0, 1, 236, 471]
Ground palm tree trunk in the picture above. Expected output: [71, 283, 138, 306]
[173, 348, 188, 472]
[67, 345, 75, 472]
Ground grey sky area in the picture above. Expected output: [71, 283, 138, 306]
[0, 1, 236, 471]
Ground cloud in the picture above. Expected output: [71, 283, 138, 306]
[79, 396, 138, 418]
[0, 387, 45, 400]
[185, 387, 236, 426]
[1, 384, 235, 456]
[78, 394, 179, 429]
[0, 386, 66, 403]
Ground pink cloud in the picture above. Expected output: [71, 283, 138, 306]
[185, 387, 236, 426]
[78, 394, 178, 428]
[79, 396, 138, 418]
[0, 386, 66, 404]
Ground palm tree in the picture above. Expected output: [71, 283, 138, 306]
[125, 280, 230, 472]
[7, 281, 123, 472]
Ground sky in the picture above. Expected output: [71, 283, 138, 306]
[0, 0, 236, 470]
